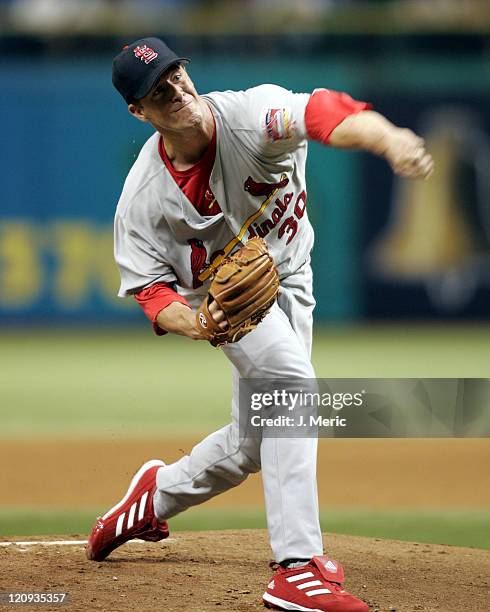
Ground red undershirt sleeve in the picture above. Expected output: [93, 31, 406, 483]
[134, 282, 191, 336]
[304, 89, 373, 145]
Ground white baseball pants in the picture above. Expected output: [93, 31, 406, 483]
[154, 262, 323, 562]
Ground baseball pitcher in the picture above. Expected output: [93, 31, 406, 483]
[86, 37, 433, 612]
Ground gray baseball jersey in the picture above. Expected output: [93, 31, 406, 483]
[114, 84, 314, 305]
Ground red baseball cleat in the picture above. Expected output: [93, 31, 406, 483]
[86, 459, 169, 561]
[263, 556, 369, 611]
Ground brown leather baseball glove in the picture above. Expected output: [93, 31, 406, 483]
[196, 237, 279, 347]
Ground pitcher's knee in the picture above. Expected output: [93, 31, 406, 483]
[236, 437, 261, 473]
[237, 448, 261, 475]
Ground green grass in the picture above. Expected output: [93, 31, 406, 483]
[1, 324, 488, 438]
[1, 507, 488, 549]
[2, 326, 487, 548]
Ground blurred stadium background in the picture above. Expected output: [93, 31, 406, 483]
[0, 0, 489, 547]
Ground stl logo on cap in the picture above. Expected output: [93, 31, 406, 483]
[133, 44, 158, 65]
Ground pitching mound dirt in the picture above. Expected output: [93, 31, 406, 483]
[0, 530, 488, 612]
